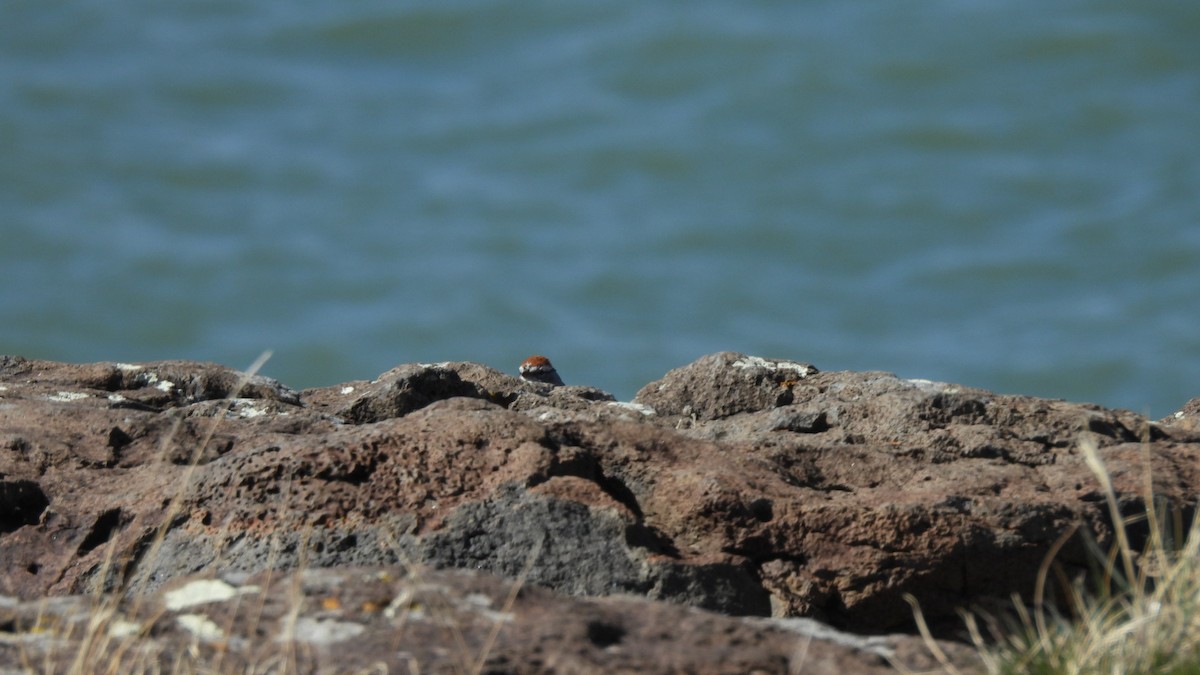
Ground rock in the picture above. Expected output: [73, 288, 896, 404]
[0, 355, 301, 409]
[335, 361, 511, 423]
[634, 351, 819, 420]
[1162, 395, 1200, 433]
[1, 351, 1198, 659]
[0, 566, 981, 674]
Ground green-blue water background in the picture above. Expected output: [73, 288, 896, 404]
[3, 1, 1198, 416]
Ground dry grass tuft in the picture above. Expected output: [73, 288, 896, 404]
[953, 431, 1200, 675]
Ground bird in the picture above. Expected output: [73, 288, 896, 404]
[519, 355, 565, 386]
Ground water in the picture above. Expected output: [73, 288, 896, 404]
[3, 1, 1198, 417]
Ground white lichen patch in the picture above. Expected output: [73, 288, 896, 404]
[340, 386, 356, 395]
[285, 617, 366, 645]
[607, 401, 656, 416]
[229, 399, 268, 418]
[108, 394, 127, 402]
[164, 579, 260, 611]
[108, 618, 144, 638]
[731, 356, 816, 377]
[759, 616, 894, 659]
[115, 363, 142, 371]
[904, 378, 961, 395]
[464, 593, 493, 608]
[463, 593, 513, 623]
[47, 391, 90, 402]
[176, 614, 225, 642]
[136, 371, 175, 393]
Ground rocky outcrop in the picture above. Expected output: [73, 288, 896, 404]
[2, 352, 1198, 671]
[0, 565, 979, 674]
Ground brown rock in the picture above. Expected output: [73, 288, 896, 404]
[0, 566, 980, 674]
[1161, 395, 1200, 432]
[1, 351, 1197, 657]
[634, 351, 819, 420]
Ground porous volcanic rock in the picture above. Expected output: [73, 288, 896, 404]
[0, 565, 981, 674]
[634, 352, 820, 420]
[2, 352, 1199, 653]
[1162, 395, 1200, 430]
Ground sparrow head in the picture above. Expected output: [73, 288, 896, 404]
[519, 355, 565, 387]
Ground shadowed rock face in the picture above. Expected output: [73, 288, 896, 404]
[1, 352, 1198, 660]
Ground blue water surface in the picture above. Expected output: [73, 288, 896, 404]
[2, 0, 1198, 415]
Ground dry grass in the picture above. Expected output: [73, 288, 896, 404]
[914, 430, 1200, 675]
